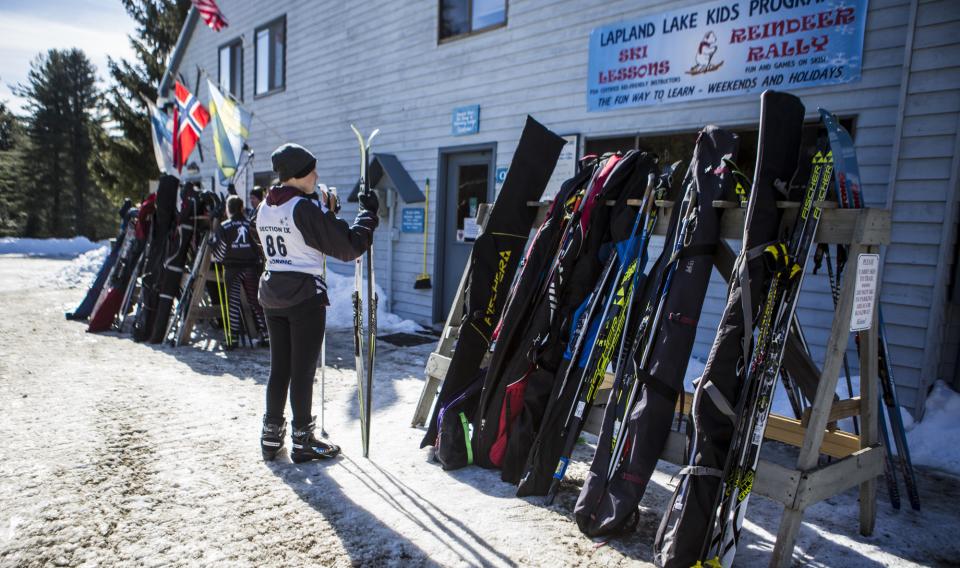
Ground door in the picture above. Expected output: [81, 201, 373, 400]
[437, 150, 493, 321]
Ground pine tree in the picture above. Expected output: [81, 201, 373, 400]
[15, 49, 103, 238]
[0, 102, 27, 236]
[93, 0, 191, 202]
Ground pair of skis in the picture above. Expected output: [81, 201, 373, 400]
[699, 139, 834, 566]
[820, 109, 920, 511]
[351, 125, 379, 459]
[544, 171, 659, 504]
[655, 91, 806, 567]
[604, 162, 698, 485]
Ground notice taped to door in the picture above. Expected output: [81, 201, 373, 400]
[850, 253, 879, 332]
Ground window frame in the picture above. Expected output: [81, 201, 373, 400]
[217, 37, 244, 101]
[438, 0, 508, 44]
[254, 15, 287, 98]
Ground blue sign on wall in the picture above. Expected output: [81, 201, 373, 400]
[586, 0, 868, 111]
[401, 207, 425, 233]
[495, 167, 508, 185]
[452, 105, 481, 136]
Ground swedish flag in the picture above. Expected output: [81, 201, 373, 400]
[206, 79, 251, 179]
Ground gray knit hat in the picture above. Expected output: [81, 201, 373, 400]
[271, 143, 317, 181]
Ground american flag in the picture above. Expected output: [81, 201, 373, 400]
[174, 80, 210, 171]
[192, 0, 228, 31]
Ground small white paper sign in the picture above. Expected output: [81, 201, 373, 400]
[463, 217, 480, 241]
[850, 253, 880, 332]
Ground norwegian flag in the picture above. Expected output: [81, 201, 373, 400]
[192, 0, 228, 32]
[174, 80, 210, 171]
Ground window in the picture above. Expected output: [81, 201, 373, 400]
[585, 118, 857, 200]
[439, 0, 506, 41]
[218, 39, 242, 100]
[254, 170, 278, 189]
[255, 16, 285, 96]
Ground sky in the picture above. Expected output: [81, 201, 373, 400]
[0, 0, 137, 113]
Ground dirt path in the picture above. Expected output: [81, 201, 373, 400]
[0, 256, 956, 567]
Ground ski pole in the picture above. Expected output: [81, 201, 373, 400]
[214, 263, 231, 347]
[321, 253, 328, 437]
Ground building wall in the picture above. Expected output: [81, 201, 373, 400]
[884, 0, 960, 414]
[170, 0, 960, 416]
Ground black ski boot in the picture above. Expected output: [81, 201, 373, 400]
[261, 416, 286, 460]
[291, 418, 341, 462]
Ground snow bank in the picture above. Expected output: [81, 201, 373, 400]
[0, 237, 104, 257]
[324, 269, 422, 334]
[907, 380, 960, 475]
[55, 245, 110, 289]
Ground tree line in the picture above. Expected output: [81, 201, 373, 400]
[0, 0, 190, 240]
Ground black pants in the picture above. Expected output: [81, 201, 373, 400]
[264, 295, 325, 429]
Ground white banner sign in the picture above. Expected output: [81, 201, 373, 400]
[587, 0, 869, 111]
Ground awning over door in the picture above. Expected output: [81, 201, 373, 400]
[348, 153, 426, 203]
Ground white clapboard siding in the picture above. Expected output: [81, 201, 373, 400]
[169, 0, 959, 416]
[897, 0, 960, 415]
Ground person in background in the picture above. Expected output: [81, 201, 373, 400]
[247, 187, 264, 219]
[255, 143, 379, 462]
[210, 195, 269, 349]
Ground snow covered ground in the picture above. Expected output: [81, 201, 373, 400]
[0, 236, 104, 257]
[2, 252, 960, 566]
[46, 237, 422, 335]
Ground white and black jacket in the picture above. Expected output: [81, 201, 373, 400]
[255, 185, 377, 310]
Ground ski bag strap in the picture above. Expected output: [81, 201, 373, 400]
[679, 465, 724, 478]
[459, 412, 474, 465]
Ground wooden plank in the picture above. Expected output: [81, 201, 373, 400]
[772, 508, 805, 568]
[670, 391, 858, 458]
[796, 446, 885, 509]
[801, 397, 862, 428]
[752, 460, 801, 507]
[412, 375, 442, 428]
[707, 208, 891, 244]
[425, 352, 451, 379]
[765, 415, 862, 459]
[814, 209, 892, 245]
[175, 229, 217, 347]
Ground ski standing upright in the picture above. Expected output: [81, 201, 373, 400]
[351, 124, 380, 458]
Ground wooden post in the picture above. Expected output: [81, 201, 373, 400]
[771, 214, 870, 566]
[175, 236, 215, 346]
[796, 228, 868, 469]
[858, 244, 880, 537]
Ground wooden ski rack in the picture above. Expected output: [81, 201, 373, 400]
[168, 218, 260, 348]
[412, 198, 889, 567]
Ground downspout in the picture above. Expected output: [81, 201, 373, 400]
[158, 7, 200, 100]
[387, 190, 397, 313]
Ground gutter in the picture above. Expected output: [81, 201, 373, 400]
[158, 7, 200, 100]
